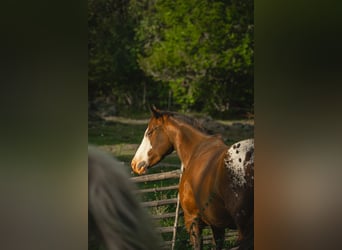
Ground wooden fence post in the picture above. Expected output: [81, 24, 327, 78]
[171, 164, 183, 250]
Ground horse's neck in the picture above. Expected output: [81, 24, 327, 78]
[168, 122, 208, 168]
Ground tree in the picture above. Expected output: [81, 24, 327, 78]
[88, 0, 146, 112]
[131, 0, 253, 116]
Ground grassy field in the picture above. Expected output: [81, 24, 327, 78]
[88, 115, 254, 250]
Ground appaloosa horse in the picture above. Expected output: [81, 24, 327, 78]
[131, 107, 254, 250]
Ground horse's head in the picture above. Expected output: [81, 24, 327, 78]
[131, 106, 174, 175]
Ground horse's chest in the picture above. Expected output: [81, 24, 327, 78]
[179, 173, 235, 228]
[179, 177, 199, 213]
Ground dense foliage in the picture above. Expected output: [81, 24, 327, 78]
[89, 0, 253, 117]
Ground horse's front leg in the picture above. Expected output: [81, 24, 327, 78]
[211, 226, 225, 250]
[186, 216, 203, 250]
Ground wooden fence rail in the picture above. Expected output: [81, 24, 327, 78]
[135, 184, 179, 194]
[131, 169, 181, 183]
[141, 198, 178, 207]
[157, 226, 178, 233]
[152, 211, 183, 220]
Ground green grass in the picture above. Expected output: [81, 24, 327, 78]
[88, 120, 147, 145]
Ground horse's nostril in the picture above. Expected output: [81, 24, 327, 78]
[137, 161, 146, 170]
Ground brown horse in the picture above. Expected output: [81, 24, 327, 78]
[88, 146, 161, 250]
[131, 107, 254, 250]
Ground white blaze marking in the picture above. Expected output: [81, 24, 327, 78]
[133, 128, 152, 165]
[225, 139, 254, 187]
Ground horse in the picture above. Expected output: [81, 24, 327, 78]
[131, 107, 254, 250]
[88, 146, 161, 250]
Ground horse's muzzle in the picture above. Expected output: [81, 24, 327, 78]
[131, 160, 148, 175]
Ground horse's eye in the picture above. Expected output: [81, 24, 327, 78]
[147, 126, 158, 137]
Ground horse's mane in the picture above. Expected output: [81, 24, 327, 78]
[161, 111, 210, 134]
[88, 146, 161, 250]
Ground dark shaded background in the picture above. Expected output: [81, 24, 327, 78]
[0, 0, 341, 249]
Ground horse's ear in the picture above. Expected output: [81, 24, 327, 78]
[150, 105, 162, 118]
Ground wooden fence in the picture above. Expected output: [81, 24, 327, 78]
[131, 165, 238, 249]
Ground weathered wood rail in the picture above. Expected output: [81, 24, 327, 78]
[134, 184, 179, 194]
[131, 169, 181, 182]
[141, 198, 178, 207]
